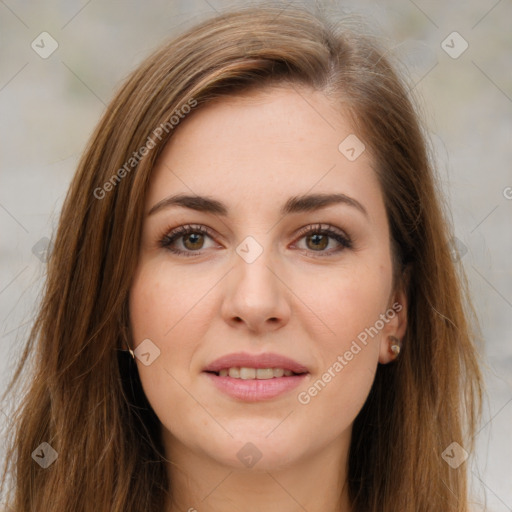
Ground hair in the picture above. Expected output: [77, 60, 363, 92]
[1, 3, 483, 511]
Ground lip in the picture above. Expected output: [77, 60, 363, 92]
[202, 351, 309, 374]
[204, 372, 308, 401]
[202, 351, 310, 402]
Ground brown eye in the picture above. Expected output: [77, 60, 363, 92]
[183, 232, 205, 250]
[160, 224, 217, 257]
[306, 233, 329, 251]
[294, 223, 352, 257]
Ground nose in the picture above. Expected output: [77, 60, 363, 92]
[220, 243, 291, 334]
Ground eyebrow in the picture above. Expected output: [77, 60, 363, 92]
[148, 192, 368, 218]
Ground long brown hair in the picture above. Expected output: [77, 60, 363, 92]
[1, 3, 482, 511]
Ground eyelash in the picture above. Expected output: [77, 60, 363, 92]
[158, 223, 353, 258]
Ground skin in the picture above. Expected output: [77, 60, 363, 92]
[129, 85, 408, 512]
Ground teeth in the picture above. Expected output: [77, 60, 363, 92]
[256, 368, 274, 380]
[228, 367, 240, 378]
[216, 367, 298, 379]
[239, 367, 256, 379]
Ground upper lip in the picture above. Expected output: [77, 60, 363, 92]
[203, 352, 309, 374]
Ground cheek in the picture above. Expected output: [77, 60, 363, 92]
[128, 263, 200, 437]
[129, 261, 214, 343]
[294, 291, 385, 442]
[295, 259, 391, 410]
[305, 260, 392, 351]
[129, 260, 180, 340]
[128, 261, 220, 416]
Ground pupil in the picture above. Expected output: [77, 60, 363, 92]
[308, 234, 327, 250]
[185, 233, 203, 249]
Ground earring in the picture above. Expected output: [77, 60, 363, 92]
[123, 343, 135, 359]
[389, 335, 402, 357]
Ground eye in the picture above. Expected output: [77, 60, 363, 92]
[159, 224, 218, 257]
[293, 223, 352, 257]
[159, 222, 352, 258]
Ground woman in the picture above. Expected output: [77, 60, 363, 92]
[1, 4, 482, 511]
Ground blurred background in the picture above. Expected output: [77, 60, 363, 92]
[1, 0, 511, 509]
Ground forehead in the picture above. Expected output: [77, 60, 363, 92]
[147, 86, 381, 218]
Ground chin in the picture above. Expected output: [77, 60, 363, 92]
[205, 423, 308, 471]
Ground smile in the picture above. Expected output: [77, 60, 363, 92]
[204, 372, 308, 401]
[202, 351, 310, 401]
[213, 367, 300, 379]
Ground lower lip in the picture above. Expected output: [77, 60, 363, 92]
[203, 372, 308, 401]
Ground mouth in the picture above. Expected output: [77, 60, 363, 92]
[205, 367, 306, 379]
[202, 352, 309, 401]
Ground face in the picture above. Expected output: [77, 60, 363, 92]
[129, 85, 407, 472]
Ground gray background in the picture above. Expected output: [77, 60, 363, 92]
[1, 0, 511, 509]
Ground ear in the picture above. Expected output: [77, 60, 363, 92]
[378, 277, 408, 364]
